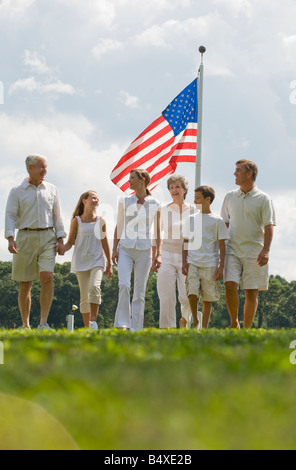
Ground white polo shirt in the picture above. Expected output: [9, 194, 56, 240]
[220, 186, 276, 258]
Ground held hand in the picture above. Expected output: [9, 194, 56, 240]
[182, 262, 188, 277]
[8, 239, 18, 254]
[257, 249, 269, 267]
[112, 250, 119, 267]
[106, 264, 113, 279]
[152, 255, 161, 273]
[56, 241, 65, 256]
[215, 265, 224, 281]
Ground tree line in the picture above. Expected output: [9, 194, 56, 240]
[0, 261, 295, 330]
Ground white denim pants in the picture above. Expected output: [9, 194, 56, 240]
[114, 246, 152, 330]
[157, 251, 191, 328]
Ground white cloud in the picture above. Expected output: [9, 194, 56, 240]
[280, 33, 296, 62]
[281, 34, 296, 46]
[0, 81, 3, 104]
[92, 38, 124, 61]
[57, 0, 115, 28]
[0, 111, 125, 262]
[23, 50, 52, 75]
[8, 49, 76, 97]
[0, 0, 37, 14]
[113, 0, 192, 12]
[9, 77, 76, 96]
[213, 0, 252, 18]
[268, 191, 296, 282]
[90, 0, 115, 26]
[134, 13, 228, 51]
[135, 23, 170, 48]
[119, 90, 139, 109]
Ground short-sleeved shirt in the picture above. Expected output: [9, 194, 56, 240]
[220, 187, 276, 258]
[184, 212, 229, 268]
[5, 178, 66, 239]
[118, 194, 161, 251]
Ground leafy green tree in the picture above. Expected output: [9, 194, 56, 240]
[0, 262, 20, 328]
[144, 272, 159, 328]
[100, 267, 119, 328]
[52, 263, 81, 328]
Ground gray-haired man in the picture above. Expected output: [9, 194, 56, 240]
[5, 155, 66, 330]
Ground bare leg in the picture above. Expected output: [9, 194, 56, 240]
[18, 281, 32, 328]
[179, 317, 187, 328]
[82, 305, 99, 328]
[82, 313, 91, 328]
[202, 301, 212, 329]
[90, 303, 99, 322]
[188, 295, 200, 328]
[244, 289, 258, 328]
[39, 272, 54, 325]
[225, 281, 240, 329]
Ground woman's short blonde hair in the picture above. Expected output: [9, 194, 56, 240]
[167, 174, 189, 200]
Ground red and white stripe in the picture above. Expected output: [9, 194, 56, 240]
[111, 116, 197, 194]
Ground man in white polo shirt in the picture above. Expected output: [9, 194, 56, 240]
[221, 160, 276, 329]
[5, 155, 66, 330]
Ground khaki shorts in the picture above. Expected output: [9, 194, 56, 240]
[12, 230, 57, 282]
[224, 254, 269, 291]
[186, 264, 220, 302]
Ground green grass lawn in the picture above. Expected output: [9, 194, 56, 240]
[0, 328, 296, 450]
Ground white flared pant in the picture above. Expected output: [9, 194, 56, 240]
[114, 246, 152, 330]
[157, 251, 191, 328]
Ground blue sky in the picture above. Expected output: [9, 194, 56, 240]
[0, 0, 296, 280]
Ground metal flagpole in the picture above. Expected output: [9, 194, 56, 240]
[195, 45, 206, 188]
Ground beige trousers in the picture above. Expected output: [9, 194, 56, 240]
[76, 267, 104, 314]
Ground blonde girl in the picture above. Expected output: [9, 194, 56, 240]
[62, 191, 112, 329]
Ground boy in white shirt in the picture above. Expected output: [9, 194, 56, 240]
[182, 186, 229, 329]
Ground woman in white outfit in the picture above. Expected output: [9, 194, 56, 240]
[62, 191, 113, 329]
[157, 175, 195, 329]
[112, 169, 161, 330]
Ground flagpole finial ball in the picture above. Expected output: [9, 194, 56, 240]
[199, 46, 206, 54]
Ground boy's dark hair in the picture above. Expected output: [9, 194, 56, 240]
[195, 185, 215, 204]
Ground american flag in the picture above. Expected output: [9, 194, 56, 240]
[110, 79, 198, 194]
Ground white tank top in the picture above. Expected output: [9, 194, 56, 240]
[71, 216, 106, 272]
